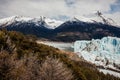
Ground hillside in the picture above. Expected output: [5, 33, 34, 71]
[0, 30, 120, 80]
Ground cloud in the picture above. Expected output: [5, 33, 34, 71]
[0, 0, 120, 25]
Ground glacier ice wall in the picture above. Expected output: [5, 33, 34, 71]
[74, 37, 120, 70]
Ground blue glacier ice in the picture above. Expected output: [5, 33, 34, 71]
[74, 36, 120, 70]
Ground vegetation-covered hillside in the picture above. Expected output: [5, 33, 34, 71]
[0, 30, 120, 80]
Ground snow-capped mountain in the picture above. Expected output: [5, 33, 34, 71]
[0, 16, 31, 27]
[54, 16, 120, 42]
[0, 15, 120, 42]
[74, 37, 120, 71]
[0, 15, 63, 29]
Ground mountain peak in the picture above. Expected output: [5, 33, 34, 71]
[68, 16, 94, 24]
[71, 17, 80, 22]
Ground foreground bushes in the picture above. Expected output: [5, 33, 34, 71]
[0, 52, 74, 80]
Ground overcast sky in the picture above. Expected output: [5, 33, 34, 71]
[0, 0, 120, 25]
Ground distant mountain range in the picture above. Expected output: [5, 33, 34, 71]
[0, 16, 120, 42]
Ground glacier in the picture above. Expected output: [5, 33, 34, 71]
[74, 36, 120, 70]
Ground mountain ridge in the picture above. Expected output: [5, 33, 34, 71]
[0, 15, 63, 29]
[0, 16, 120, 42]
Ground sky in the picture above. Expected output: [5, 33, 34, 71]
[0, 0, 120, 25]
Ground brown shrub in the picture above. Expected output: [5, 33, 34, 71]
[0, 52, 74, 80]
[39, 57, 74, 80]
